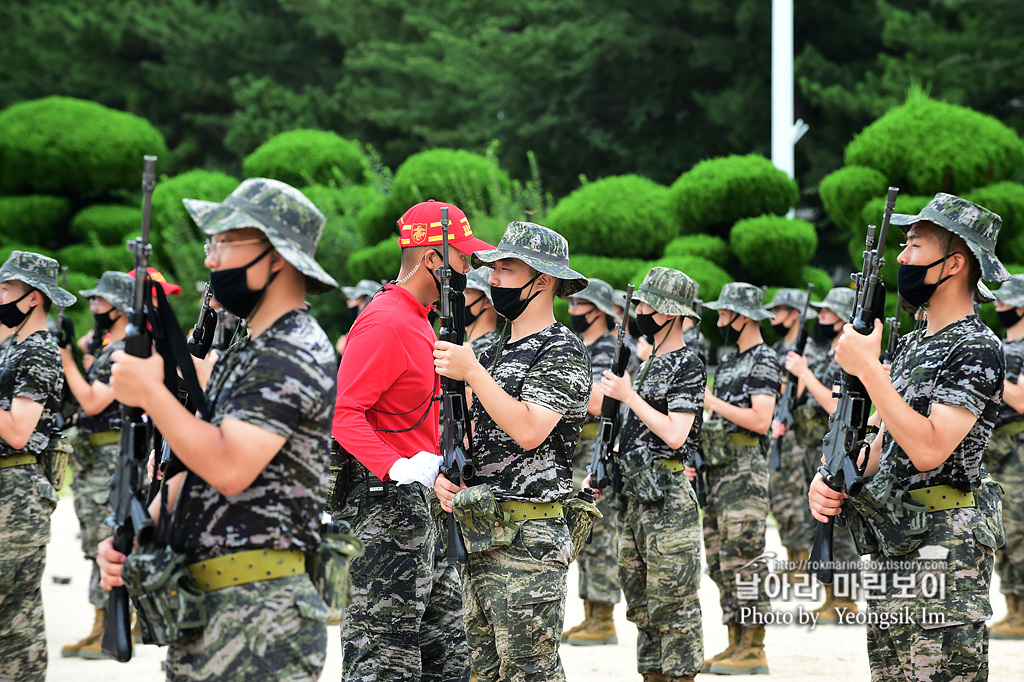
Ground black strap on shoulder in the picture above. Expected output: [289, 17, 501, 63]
[145, 281, 211, 421]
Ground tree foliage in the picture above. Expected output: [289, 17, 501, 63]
[243, 129, 370, 188]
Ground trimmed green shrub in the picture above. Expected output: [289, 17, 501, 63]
[466, 215, 511, 251]
[965, 181, 1024, 252]
[0, 195, 71, 245]
[799, 266, 834, 298]
[69, 204, 141, 245]
[243, 130, 370, 188]
[570, 255, 649, 291]
[387, 149, 511, 220]
[546, 175, 673, 260]
[356, 195, 399, 245]
[669, 155, 798, 237]
[662, 234, 730, 268]
[730, 216, 817, 284]
[347, 237, 401, 283]
[56, 243, 134, 279]
[845, 92, 1024, 196]
[0, 97, 167, 198]
[819, 165, 889, 233]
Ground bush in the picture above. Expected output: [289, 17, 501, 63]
[546, 175, 673, 259]
[662, 234, 730, 268]
[845, 91, 1024, 196]
[570, 255, 649, 291]
[730, 216, 817, 284]
[243, 129, 370, 188]
[799, 266, 834, 298]
[965, 182, 1024, 255]
[355, 194, 399, 245]
[668, 155, 798, 237]
[387, 149, 511, 220]
[69, 204, 141, 245]
[0, 195, 71, 245]
[347, 237, 401, 283]
[56, 243, 134, 279]
[818, 165, 889, 233]
[0, 96, 167, 198]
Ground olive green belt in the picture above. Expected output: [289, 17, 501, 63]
[88, 430, 120, 447]
[187, 548, 306, 592]
[727, 432, 761, 447]
[908, 485, 976, 513]
[580, 422, 601, 440]
[659, 458, 688, 473]
[499, 500, 563, 522]
[0, 454, 37, 470]
[994, 421, 1024, 438]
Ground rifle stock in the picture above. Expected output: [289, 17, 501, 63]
[588, 285, 634, 492]
[770, 283, 814, 471]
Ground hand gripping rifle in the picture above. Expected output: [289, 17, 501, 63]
[880, 293, 902, 366]
[588, 285, 634, 492]
[102, 156, 158, 661]
[809, 186, 899, 584]
[770, 283, 814, 471]
[438, 206, 475, 564]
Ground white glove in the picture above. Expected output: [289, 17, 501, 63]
[389, 451, 442, 487]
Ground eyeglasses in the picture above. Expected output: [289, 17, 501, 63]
[204, 238, 268, 257]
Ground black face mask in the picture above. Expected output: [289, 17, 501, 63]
[635, 312, 668, 343]
[0, 290, 32, 328]
[463, 293, 486, 328]
[997, 308, 1023, 329]
[897, 254, 953, 309]
[348, 304, 362, 321]
[209, 247, 274, 319]
[490, 275, 540, 322]
[717, 315, 747, 345]
[570, 310, 596, 334]
[814, 319, 840, 342]
[769, 321, 790, 338]
[430, 250, 467, 298]
[92, 308, 118, 332]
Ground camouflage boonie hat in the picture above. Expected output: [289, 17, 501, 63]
[766, 287, 818, 320]
[80, 271, 135, 314]
[703, 282, 773, 321]
[810, 287, 856, 321]
[466, 266, 494, 303]
[0, 251, 76, 308]
[634, 267, 701, 322]
[994, 274, 1024, 308]
[472, 221, 589, 297]
[572, 278, 615, 316]
[183, 178, 339, 294]
[341, 279, 382, 301]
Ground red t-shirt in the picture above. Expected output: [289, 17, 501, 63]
[333, 284, 440, 480]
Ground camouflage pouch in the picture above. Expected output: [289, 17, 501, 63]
[64, 425, 95, 471]
[975, 474, 1005, 550]
[307, 520, 365, 625]
[122, 544, 207, 646]
[793, 403, 830, 449]
[40, 430, 72, 491]
[619, 446, 664, 504]
[563, 489, 603, 563]
[843, 470, 928, 557]
[453, 484, 519, 553]
[324, 439, 350, 513]
[699, 419, 731, 467]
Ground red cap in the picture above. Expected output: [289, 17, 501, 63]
[396, 199, 494, 255]
[128, 266, 182, 296]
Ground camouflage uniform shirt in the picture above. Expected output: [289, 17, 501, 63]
[0, 331, 62, 459]
[76, 339, 126, 434]
[473, 323, 590, 503]
[174, 310, 337, 560]
[470, 328, 501, 359]
[683, 325, 709, 366]
[994, 336, 1024, 429]
[709, 343, 782, 436]
[803, 347, 841, 412]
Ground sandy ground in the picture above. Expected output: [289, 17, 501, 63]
[41, 494, 1023, 681]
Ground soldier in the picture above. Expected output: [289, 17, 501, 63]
[809, 193, 1008, 681]
[596, 267, 705, 682]
[98, 178, 340, 679]
[465, 266, 501, 357]
[0, 251, 73, 681]
[333, 199, 492, 682]
[336, 279, 382, 357]
[700, 282, 781, 676]
[433, 221, 592, 682]
[561, 277, 636, 647]
[58, 270, 134, 659]
[983, 274, 1024, 638]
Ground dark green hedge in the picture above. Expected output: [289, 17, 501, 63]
[799, 266, 834, 298]
[69, 204, 141, 245]
[243, 129, 369, 188]
[546, 175, 673, 260]
[0, 195, 71, 245]
[355, 194, 399, 246]
[730, 216, 817, 284]
[570, 254, 649, 291]
[0, 96, 167, 198]
[347, 237, 401, 283]
[662, 234, 730, 268]
[56, 243, 134, 279]
[669, 155, 798, 237]
[845, 92, 1024, 196]
[965, 182, 1024, 257]
[818, 165, 889, 233]
[387, 149, 511, 220]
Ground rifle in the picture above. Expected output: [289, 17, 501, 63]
[769, 283, 814, 471]
[809, 186, 899, 585]
[588, 284, 634, 492]
[213, 310, 237, 351]
[102, 156, 158, 662]
[437, 206, 475, 565]
[880, 294, 902, 365]
[688, 447, 707, 507]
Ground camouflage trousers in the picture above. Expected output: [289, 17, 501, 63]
[702, 444, 771, 624]
[463, 517, 571, 682]
[767, 430, 814, 554]
[986, 430, 1024, 596]
[0, 467, 56, 682]
[618, 472, 703, 679]
[334, 477, 469, 682]
[71, 442, 118, 608]
[165, 574, 327, 681]
[571, 437, 620, 603]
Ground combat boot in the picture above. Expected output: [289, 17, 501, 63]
[814, 584, 858, 624]
[702, 623, 741, 673]
[709, 625, 769, 675]
[991, 594, 1024, 639]
[642, 672, 668, 682]
[566, 602, 617, 645]
[60, 607, 106, 658]
[562, 600, 593, 640]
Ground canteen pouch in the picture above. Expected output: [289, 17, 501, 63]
[307, 520, 365, 625]
[793, 403, 830, 449]
[699, 419, 732, 467]
[842, 470, 929, 557]
[563, 490, 603, 563]
[976, 474, 1005, 550]
[40, 430, 72, 491]
[121, 544, 207, 646]
[453, 484, 519, 554]
[619, 445, 664, 504]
